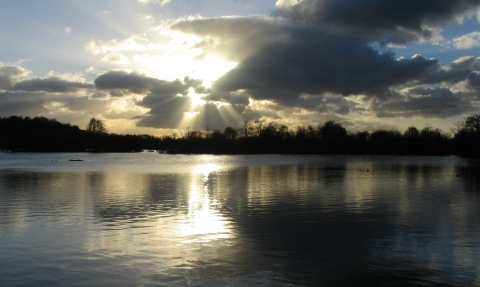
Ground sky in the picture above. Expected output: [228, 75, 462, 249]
[2, 0, 480, 136]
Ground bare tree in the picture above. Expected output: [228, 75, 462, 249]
[224, 126, 238, 140]
[454, 114, 480, 134]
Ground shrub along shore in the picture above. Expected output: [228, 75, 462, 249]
[1, 115, 479, 158]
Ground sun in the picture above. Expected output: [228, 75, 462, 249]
[187, 88, 205, 108]
[182, 56, 237, 114]
[190, 56, 237, 88]
[140, 54, 236, 87]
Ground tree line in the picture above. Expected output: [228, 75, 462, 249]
[0, 115, 479, 157]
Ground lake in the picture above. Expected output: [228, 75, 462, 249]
[0, 153, 479, 286]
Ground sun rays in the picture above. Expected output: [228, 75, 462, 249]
[177, 100, 245, 131]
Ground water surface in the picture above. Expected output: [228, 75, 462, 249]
[0, 153, 479, 286]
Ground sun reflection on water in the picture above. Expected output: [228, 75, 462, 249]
[176, 162, 231, 243]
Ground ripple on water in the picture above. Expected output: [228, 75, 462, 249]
[1, 154, 480, 286]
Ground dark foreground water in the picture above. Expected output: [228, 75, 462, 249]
[0, 153, 480, 286]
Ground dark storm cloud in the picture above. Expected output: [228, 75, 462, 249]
[13, 77, 94, 93]
[207, 24, 439, 100]
[174, 18, 467, 103]
[169, 16, 480, 123]
[275, 0, 480, 43]
[374, 87, 475, 118]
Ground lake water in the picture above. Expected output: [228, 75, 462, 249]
[1, 153, 480, 286]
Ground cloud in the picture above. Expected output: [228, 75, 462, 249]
[101, 53, 129, 64]
[275, 0, 480, 44]
[288, 94, 354, 115]
[94, 70, 206, 129]
[373, 87, 475, 118]
[465, 71, 480, 94]
[416, 66, 473, 85]
[138, 0, 171, 5]
[203, 90, 250, 106]
[174, 18, 440, 99]
[0, 64, 148, 131]
[454, 31, 480, 49]
[171, 17, 285, 63]
[452, 56, 476, 70]
[64, 27, 72, 34]
[13, 77, 94, 93]
[275, 0, 298, 8]
[186, 102, 244, 130]
[84, 35, 166, 55]
[0, 90, 112, 120]
[169, 15, 480, 128]
[136, 94, 191, 129]
[5, 2, 480, 133]
[94, 70, 201, 95]
[0, 64, 30, 89]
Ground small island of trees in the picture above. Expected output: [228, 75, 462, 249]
[0, 114, 479, 158]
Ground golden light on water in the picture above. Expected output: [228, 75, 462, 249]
[194, 162, 220, 177]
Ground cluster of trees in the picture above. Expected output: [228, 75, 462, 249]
[1, 115, 479, 157]
[0, 117, 159, 152]
[166, 120, 454, 155]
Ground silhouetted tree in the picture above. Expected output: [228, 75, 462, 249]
[241, 121, 255, 138]
[86, 118, 108, 134]
[318, 121, 348, 154]
[224, 126, 238, 141]
[454, 114, 480, 158]
[351, 131, 370, 154]
[403, 126, 421, 154]
[455, 114, 480, 134]
[369, 129, 403, 154]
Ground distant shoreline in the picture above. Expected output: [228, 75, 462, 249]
[1, 115, 479, 158]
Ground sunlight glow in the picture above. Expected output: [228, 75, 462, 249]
[184, 111, 199, 118]
[187, 88, 206, 108]
[177, 112, 197, 129]
[190, 57, 237, 87]
[139, 53, 237, 85]
[216, 104, 244, 127]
